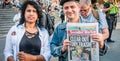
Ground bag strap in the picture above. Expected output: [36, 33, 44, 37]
[92, 9, 99, 20]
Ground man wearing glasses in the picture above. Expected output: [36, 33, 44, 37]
[79, 0, 109, 56]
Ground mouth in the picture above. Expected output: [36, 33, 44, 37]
[68, 13, 73, 16]
[81, 11, 86, 14]
[28, 17, 34, 20]
[81, 12, 87, 16]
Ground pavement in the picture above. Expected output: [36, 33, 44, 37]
[0, 17, 120, 61]
[100, 16, 120, 61]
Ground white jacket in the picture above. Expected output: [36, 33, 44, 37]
[4, 24, 51, 61]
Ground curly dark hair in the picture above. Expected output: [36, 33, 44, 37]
[18, 0, 43, 28]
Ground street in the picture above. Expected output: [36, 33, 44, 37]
[100, 17, 120, 61]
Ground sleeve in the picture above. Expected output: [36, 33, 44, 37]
[98, 10, 108, 29]
[41, 30, 51, 61]
[99, 42, 108, 56]
[50, 26, 67, 57]
[4, 27, 14, 61]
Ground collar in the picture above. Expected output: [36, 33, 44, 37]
[17, 23, 43, 36]
[59, 22, 67, 30]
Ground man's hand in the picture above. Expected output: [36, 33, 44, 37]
[62, 39, 70, 53]
[91, 33, 104, 49]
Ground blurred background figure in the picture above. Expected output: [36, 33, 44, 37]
[117, 1, 120, 16]
[102, 0, 119, 43]
[59, 7, 65, 23]
[13, 0, 22, 8]
[37, 1, 55, 36]
[13, 8, 21, 24]
[2, 0, 12, 9]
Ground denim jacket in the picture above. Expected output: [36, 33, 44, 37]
[4, 24, 51, 61]
[50, 23, 108, 61]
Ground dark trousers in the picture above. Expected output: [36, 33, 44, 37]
[106, 15, 114, 41]
[113, 15, 117, 29]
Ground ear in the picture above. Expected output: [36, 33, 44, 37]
[77, 4, 80, 10]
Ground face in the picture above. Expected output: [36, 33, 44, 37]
[79, 3, 91, 18]
[25, 4, 38, 23]
[63, 1, 79, 20]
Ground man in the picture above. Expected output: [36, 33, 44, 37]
[79, 0, 109, 55]
[79, 0, 109, 41]
[102, 0, 118, 42]
[80, 0, 109, 54]
[50, 0, 108, 61]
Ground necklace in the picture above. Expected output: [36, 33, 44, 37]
[25, 31, 38, 38]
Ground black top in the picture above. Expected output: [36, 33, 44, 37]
[19, 31, 41, 55]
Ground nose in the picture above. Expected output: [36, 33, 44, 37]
[67, 7, 72, 12]
[30, 11, 34, 15]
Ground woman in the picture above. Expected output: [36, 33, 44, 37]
[4, 1, 51, 61]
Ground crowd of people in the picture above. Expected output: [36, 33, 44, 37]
[3, 0, 120, 61]
[0, 0, 22, 9]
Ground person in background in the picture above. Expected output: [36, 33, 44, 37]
[50, 0, 108, 61]
[13, 0, 22, 8]
[79, 0, 109, 55]
[102, 0, 118, 42]
[13, 8, 21, 24]
[37, 2, 54, 36]
[117, 1, 120, 16]
[4, 1, 51, 61]
[79, 0, 109, 40]
[40, 3, 47, 27]
[2, 0, 12, 9]
[60, 8, 65, 23]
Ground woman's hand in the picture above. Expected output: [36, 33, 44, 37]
[18, 51, 36, 61]
[7, 56, 14, 61]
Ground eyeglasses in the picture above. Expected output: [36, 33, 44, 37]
[80, 7, 89, 12]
